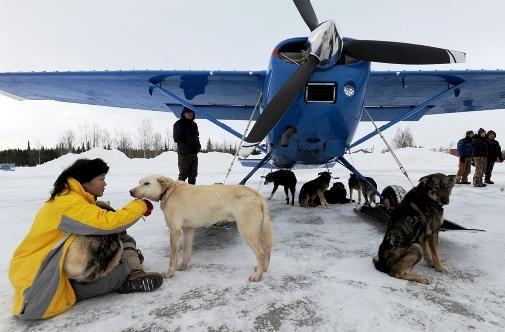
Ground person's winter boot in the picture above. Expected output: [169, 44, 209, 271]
[484, 179, 494, 184]
[473, 177, 486, 187]
[117, 235, 163, 293]
[118, 270, 163, 293]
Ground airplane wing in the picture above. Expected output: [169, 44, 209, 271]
[0, 70, 266, 120]
[363, 70, 505, 121]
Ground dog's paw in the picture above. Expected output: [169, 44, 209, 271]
[435, 264, 448, 273]
[161, 271, 174, 279]
[248, 274, 262, 282]
[424, 258, 434, 268]
[176, 263, 188, 271]
[419, 276, 432, 285]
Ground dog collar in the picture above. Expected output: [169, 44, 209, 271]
[159, 189, 169, 202]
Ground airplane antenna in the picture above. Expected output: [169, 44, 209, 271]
[362, 108, 415, 188]
[223, 93, 264, 184]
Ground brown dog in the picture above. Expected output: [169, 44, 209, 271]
[129, 175, 272, 282]
[373, 173, 456, 284]
[298, 171, 332, 208]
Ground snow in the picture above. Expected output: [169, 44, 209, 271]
[1, 148, 504, 331]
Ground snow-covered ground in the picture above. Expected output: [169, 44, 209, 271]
[1, 148, 504, 331]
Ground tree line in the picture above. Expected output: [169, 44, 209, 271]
[0, 120, 239, 167]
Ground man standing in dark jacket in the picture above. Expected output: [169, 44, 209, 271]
[472, 128, 488, 187]
[484, 130, 504, 184]
[455, 130, 474, 184]
[173, 107, 201, 184]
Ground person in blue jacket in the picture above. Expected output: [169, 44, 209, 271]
[455, 130, 474, 184]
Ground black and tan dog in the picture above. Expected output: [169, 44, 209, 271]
[373, 173, 456, 284]
[299, 171, 332, 208]
[64, 201, 124, 283]
[348, 173, 378, 205]
[313, 182, 351, 205]
[263, 169, 297, 205]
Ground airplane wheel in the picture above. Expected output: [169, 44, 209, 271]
[380, 185, 406, 208]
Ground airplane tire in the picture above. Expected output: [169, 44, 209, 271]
[380, 185, 406, 208]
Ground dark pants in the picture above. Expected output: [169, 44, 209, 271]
[178, 154, 198, 184]
[485, 159, 495, 181]
[70, 262, 132, 301]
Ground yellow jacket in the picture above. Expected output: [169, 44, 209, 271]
[9, 178, 147, 320]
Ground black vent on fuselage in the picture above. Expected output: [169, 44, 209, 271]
[305, 82, 336, 103]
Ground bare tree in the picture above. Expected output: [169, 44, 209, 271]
[58, 129, 76, 153]
[90, 123, 103, 148]
[392, 127, 415, 149]
[152, 132, 163, 153]
[113, 129, 133, 150]
[99, 128, 112, 149]
[77, 122, 91, 148]
[164, 127, 172, 151]
[137, 119, 154, 158]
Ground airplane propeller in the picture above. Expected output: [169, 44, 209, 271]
[242, 0, 465, 150]
[243, 55, 319, 147]
[342, 40, 465, 65]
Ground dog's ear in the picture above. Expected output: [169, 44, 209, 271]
[157, 176, 172, 189]
[418, 175, 431, 186]
[447, 175, 457, 185]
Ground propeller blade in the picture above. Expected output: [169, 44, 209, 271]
[244, 55, 319, 147]
[343, 40, 465, 64]
[293, 0, 319, 31]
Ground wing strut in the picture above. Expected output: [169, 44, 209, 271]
[223, 93, 263, 184]
[350, 81, 466, 148]
[362, 108, 415, 188]
[148, 82, 267, 153]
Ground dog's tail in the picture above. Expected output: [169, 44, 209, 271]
[261, 198, 273, 270]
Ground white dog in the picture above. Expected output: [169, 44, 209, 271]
[129, 175, 273, 282]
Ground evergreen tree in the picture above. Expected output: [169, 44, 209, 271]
[206, 138, 213, 152]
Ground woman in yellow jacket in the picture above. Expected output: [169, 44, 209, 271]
[9, 158, 163, 320]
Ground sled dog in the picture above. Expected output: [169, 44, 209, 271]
[64, 201, 123, 283]
[298, 172, 332, 208]
[130, 175, 273, 282]
[348, 173, 378, 205]
[263, 169, 297, 205]
[373, 173, 456, 284]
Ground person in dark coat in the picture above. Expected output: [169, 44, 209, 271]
[173, 107, 201, 184]
[472, 128, 488, 187]
[484, 130, 504, 184]
[455, 130, 474, 184]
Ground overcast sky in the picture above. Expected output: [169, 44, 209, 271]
[1, 0, 505, 150]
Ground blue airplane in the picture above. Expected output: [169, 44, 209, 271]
[1, 0, 504, 186]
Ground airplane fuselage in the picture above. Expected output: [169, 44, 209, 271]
[264, 37, 370, 168]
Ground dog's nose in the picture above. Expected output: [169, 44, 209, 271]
[129, 189, 134, 197]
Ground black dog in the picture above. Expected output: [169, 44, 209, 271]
[299, 171, 332, 208]
[348, 173, 378, 205]
[373, 173, 456, 284]
[313, 182, 351, 206]
[263, 169, 297, 205]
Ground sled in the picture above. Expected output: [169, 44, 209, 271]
[354, 185, 485, 233]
